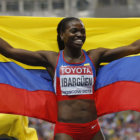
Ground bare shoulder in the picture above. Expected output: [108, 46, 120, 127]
[86, 48, 107, 69]
[87, 48, 107, 57]
[38, 50, 59, 67]
[38, 50, 58, 55]
[87, 48, 107, 62]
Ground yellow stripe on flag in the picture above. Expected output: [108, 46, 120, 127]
[0, 16, 140, 69]
[0, 114, 38, 140]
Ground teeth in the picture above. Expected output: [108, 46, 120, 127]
[75, 40, 82, 42]
[73, 39, 83, 45]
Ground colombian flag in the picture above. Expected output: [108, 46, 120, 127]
[0, 16, 140, 123]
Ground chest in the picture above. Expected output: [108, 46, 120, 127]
[55, 64, 95, 95]
[54, 50, 96, 96]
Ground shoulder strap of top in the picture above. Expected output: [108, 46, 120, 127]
[57, 50, 63, 65]
[82, 49, 96, 77]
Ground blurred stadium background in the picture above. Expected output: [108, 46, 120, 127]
[0, 0, 140, 17]
[1, 0, 140, 139]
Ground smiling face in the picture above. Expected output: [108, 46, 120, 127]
[60, 19, 86, 50]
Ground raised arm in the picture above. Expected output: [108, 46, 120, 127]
[0, 38, 58, 68]
[100, 40, 140, 62]
[87, 40, 140, 69]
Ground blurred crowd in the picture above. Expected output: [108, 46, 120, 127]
[29, 118, 55, 140]
[29, 111, 140, 140]
[99, 111, 140, 140]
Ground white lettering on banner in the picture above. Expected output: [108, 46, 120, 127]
[60, 66, 94, 96]
[60, 66, 92, 75]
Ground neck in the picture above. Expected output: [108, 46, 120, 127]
[64, 48, 82, 59]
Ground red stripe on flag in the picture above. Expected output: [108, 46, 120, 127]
[95, 81, 140, 117]
[0, 83, 57, 123]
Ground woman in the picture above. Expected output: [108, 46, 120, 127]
[0, 17, 140, 140]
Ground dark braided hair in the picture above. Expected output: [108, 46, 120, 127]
[57, 17, 81, 50]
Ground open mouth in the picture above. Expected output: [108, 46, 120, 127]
[73, 39, 83, 45]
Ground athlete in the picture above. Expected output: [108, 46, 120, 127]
[0, 17, 140, 140]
